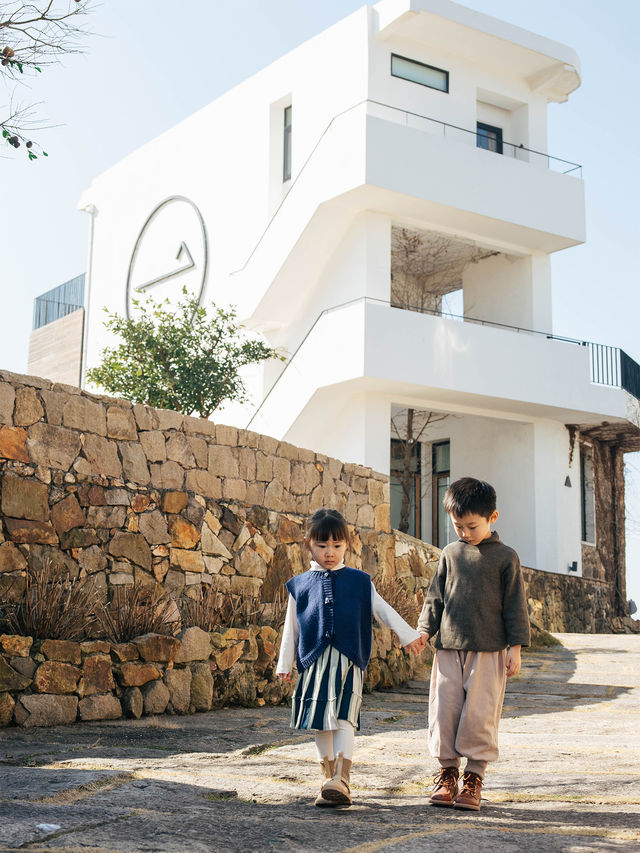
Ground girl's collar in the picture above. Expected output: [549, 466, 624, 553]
[310, 560, 346, 572]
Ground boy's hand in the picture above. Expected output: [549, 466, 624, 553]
[404, 636, 426, 655]
[278, 673, 293, 682]
[505, 645, 521, 677]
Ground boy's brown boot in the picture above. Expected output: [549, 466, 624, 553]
[454, 771, 483, 811]
[314, 756, 336, 807]
[429, 767, 459, 806]
[321, 751, 352, 805]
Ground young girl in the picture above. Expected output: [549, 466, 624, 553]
[277, 508, 425, 807]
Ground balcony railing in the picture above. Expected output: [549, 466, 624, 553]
[246, 297, 640, 429]
[367, 100, 583, 176]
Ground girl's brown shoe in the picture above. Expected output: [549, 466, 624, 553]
[321, 751, 352, 806]
[429, 767, 459, 806]
[454, 771, 482, 810]
[314, 756, 336, 807]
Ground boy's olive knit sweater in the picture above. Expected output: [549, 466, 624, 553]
[417, 532, 530, 651]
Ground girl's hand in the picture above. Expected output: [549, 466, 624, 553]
[278, 673, 293, 682]
[405, 636, 426, 655]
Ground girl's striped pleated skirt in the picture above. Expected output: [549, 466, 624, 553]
[291, 645, 364, 731]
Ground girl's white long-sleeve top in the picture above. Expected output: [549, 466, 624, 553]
[276, 561, 421, 675]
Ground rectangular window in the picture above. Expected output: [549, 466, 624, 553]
[390, 438, 421, 538]
[476, 122, 503, 154]
[391, 54, 449, 93]
[580, 445, 596, 544]
[283, 105, 292, 182]
[432, 440, 451, 548]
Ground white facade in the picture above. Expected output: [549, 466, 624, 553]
[79, 0, 640, 576]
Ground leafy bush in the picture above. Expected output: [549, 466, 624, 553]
[4, 561, 102, 641]
[92, 583, 180, 643]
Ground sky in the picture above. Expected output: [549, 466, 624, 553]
[1, 0, 639, 612]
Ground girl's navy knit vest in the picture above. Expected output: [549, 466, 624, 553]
[286, 567, 373, 670]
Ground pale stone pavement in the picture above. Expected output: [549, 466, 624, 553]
[1, 633, 639, 852]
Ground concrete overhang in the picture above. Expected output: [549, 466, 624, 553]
[373, 0, 581, 102]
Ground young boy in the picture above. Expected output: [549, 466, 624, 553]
[417, 477, 530, 811]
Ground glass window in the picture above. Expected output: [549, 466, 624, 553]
[432, 440, 451, 548]
[390, 438, 421, 538]
[477, 122, 503, 154]
[391, 54, 449, 93]
[581, 445, 596, 544]
[283, 105, 292, 182]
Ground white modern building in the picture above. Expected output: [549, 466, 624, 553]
[77, 0, 640, 603]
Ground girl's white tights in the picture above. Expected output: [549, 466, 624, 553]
[314, 720, 355, 761]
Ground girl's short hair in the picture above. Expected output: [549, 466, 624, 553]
[306, 508, 350, 543]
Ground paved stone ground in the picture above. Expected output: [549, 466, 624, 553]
[1, 633, 639, 852]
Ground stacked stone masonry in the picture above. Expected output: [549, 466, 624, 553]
[0, 370, 636, 727]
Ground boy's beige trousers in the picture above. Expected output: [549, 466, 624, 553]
[428, 648, 507, 778]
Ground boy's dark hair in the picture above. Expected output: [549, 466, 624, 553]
[306, 508, 350, 543]
[443, 477, 496, 519]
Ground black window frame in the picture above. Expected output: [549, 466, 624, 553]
[283, 104, 292, 182]
[431, 440, 450, 549]
[476, 121, 503, 155]
[390, 53, 449, 94]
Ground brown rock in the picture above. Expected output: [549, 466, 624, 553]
[0, 541, 27, 574]
[86, 506, 126, 529]
[0, 382, 15, 425]
[174, 627, 212, 663]
[165, 667, 191, 713]
[60, 528, 99, 549]
[27, 422, 81, 471]
[122, 686, 143, 718]
[166, 433, 196, 468]
[1, 474, 49, 522]
[201, 525, 232, 558]
[208, 445, 239, 478]
[106, 405, 137, 440]
[104, 488, 131, 506]
[78, 694, 122, 721]
[111, 642, 139, 662]
[183, 415, 216, 437]
[162, 491, 188, 514]
[264, 479, 286, 511]
[273, 457, 291, 490]
[137, 509, 170, 545]
[0, 634, 32, 657]
[279, 516, 303, 544]
[41, 639, 82, 664]
[14, 387, 44, 427]
[63, 395, 106, 435]
[142, 679, 170, 715]
[139, 430, 166, 463]
[168, 516, 200, 549]
[81, 640, 111, 654]
[156, 408, 183, 430]
[82, 434, 123, 478]
[189, 661, 213, 711]
[34, 661, 81, 693]
[0, 572, 26, 602]
[81, 655, 115, 694]
[184, 469, 222, 499]
[170, 548, 205, 573]
[215, 424, 238, 446]
[119, 661, 162, 687]
[16, 693, 78, 727]
[0, 692, 15, 726]
[0, 425, 29, 462]
[229, 575, 261, 597]
[222, 479, 246, 501]
[51, 494, 86, 535]
[109, 531, 152, 571]
[133, 633, 180, 663]
[0, 655, 32, 691]
[120, 442, 151, 485]
[187, 435, 208, 467]
[375, 503, 391, 533]
[5, 517, 58, 545]
[133, 404, 158, 431]
[77, 545, 108, 575]
[131, 494, 151, 513]
[234, 546, 268, 578]
[215, 642, 244, 671]
[150, 460, 185, 490]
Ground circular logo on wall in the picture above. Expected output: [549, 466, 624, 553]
[125, 195, 208, 319]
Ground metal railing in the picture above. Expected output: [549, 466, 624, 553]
[246, 298, 639, 427]
[232, 99, 581, 275]
[367, 100, 583, 176]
